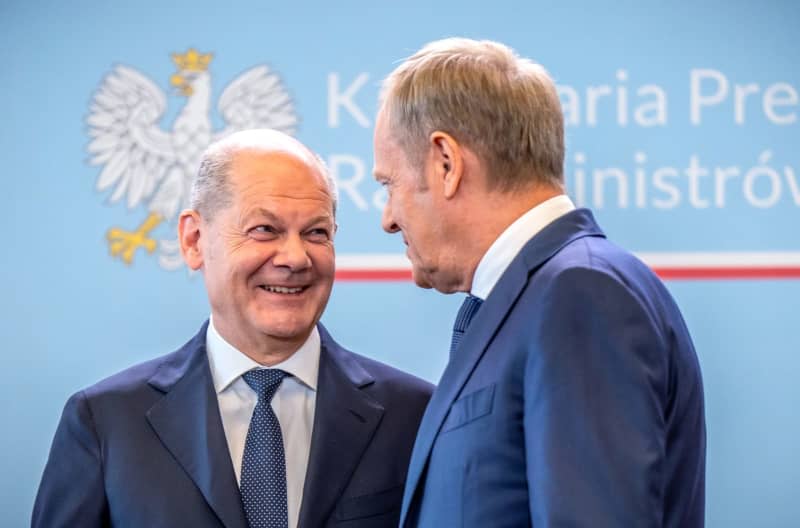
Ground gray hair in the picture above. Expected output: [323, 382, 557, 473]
[190, 129, 338, 220]
[380, 38, 564, 191]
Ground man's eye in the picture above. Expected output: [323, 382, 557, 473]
[250, 225, 278, 239]
[306, 228, 330, 241]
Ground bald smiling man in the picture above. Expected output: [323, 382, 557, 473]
[33, 130, 433, 528]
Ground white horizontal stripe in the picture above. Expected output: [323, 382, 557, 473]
[336, 252, 800, 270]
[636, 252, 800, 268]
[336, 254, 411, 269]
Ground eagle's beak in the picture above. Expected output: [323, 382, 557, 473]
[170, 74, 194, 97]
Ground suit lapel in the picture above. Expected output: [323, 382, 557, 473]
[298, 324, 384, 528]
[399, 260, 528, 526]
[400, 208, 605, 526]
[146, 322, 248, 528]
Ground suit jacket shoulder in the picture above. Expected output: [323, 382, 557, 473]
[77, 343, 193, 409]
[32, 322, 249, 528]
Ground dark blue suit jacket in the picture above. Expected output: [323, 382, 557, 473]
[33, 322, 433, 527]
[401, 209, 706, 527]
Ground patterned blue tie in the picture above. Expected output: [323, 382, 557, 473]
[450, 294, 483, 357]
[240, 369, 290, 528]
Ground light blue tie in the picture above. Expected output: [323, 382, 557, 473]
[450, 294, 483, 357]
[240, 369, 290, 528]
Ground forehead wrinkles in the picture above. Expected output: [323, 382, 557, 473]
[234, 196, 334, 227]
[234, 180, 334, 223]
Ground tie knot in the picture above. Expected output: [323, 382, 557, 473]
[454, 294, 483, 333]
[242, 369, 289, 402]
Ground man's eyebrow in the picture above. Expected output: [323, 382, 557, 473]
[245, 209, 332, 228]
[303, 215, 334, 228]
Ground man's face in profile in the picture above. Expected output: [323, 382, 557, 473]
[198, 149, 336, 351]
[373, 109, 450, 291]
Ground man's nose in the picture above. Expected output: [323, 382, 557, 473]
[381, 201, 400, 234]
[272, 234, 312, 270]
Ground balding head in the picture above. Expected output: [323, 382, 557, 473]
[190, 129, 337, 220]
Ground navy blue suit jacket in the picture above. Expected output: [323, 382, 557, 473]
[401, 209, 706, 527]
[33, 322, 433, 527]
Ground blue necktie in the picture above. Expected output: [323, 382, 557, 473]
[450, 294, 483, 357]
[240, 369, 290, 528]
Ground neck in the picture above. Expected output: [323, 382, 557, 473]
[213, 319, 309, 366]
[244, 342, 300, 367]
[456, 185, 564, 292]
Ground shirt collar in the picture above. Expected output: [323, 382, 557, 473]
[471, 194, 576, 300]
[206, 316, 320, 394]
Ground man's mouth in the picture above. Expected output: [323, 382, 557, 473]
[259, 285, 308, 294]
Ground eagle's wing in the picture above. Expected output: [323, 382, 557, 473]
[87, 65, 176, 210]
[214, 65, 298, 141]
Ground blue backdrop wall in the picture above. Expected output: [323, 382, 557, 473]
[2, 1, 799, 526]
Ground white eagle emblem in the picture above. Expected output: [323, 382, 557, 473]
[86, 48, 298, 269]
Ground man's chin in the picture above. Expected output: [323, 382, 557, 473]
[258, 317, 316, 337]
[411, 268, 434, 290]
[411, 266, 466, 294]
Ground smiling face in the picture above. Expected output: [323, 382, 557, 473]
[183, 148, 336, 359]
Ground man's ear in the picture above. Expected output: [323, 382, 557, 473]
[178, 209, 204, 271]
[429, 130, 463, 199]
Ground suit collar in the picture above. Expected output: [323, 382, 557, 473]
[472, 194, 576, 299]
[400, 208, 605, 526]
[146, 321, 248, 528]
[298, 324, 384, 528]
[146, 322, 208, 393]
[518, 207, 605, 270]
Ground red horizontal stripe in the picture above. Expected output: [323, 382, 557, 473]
[335, 269, 413, 281]
[336, 267, 800, 282]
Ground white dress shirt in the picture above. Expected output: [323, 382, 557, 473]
[206, 318, 319, 528]
[471, 194, 576, 300]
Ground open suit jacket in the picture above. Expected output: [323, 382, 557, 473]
[400, 209, 706, 528]
[33, 322, 433, 527]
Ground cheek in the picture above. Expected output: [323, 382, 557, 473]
[215, 252, 271, 291]
[311, 247, 336, 277]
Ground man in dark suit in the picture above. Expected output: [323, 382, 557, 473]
[33, 129, 433, 528]
[373, 38, 706, 527]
